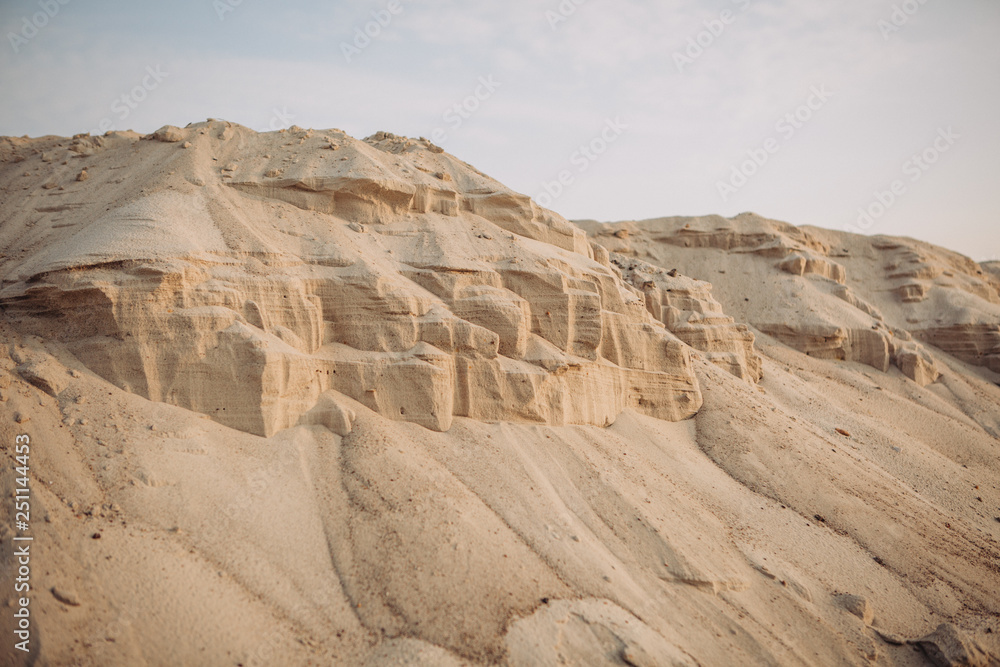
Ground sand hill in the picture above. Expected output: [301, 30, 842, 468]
[1, 122, 998, 666]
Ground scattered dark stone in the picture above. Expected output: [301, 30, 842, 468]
[50, 587, 81, 607]
[541, 597, 550, 604]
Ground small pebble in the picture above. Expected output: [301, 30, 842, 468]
[51, 587, 81, 607]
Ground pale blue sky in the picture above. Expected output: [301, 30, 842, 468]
[2, 0, 998, 260]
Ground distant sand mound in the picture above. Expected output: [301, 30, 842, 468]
[579, 214, 1000, 386]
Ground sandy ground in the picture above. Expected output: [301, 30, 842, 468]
[1, 124, 998, 666]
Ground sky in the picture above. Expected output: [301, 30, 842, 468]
[1, 0, 998, 261]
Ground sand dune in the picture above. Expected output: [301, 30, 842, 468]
[1, 123, 998, 666]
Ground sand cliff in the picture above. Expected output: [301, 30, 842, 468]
[1, 124, 998, 666]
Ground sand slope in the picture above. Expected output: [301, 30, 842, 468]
[1, 125, 999, 666]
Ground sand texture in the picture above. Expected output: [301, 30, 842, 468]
[1, 123, 998, 666]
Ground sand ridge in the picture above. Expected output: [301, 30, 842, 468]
[0, 123, 998, 666]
